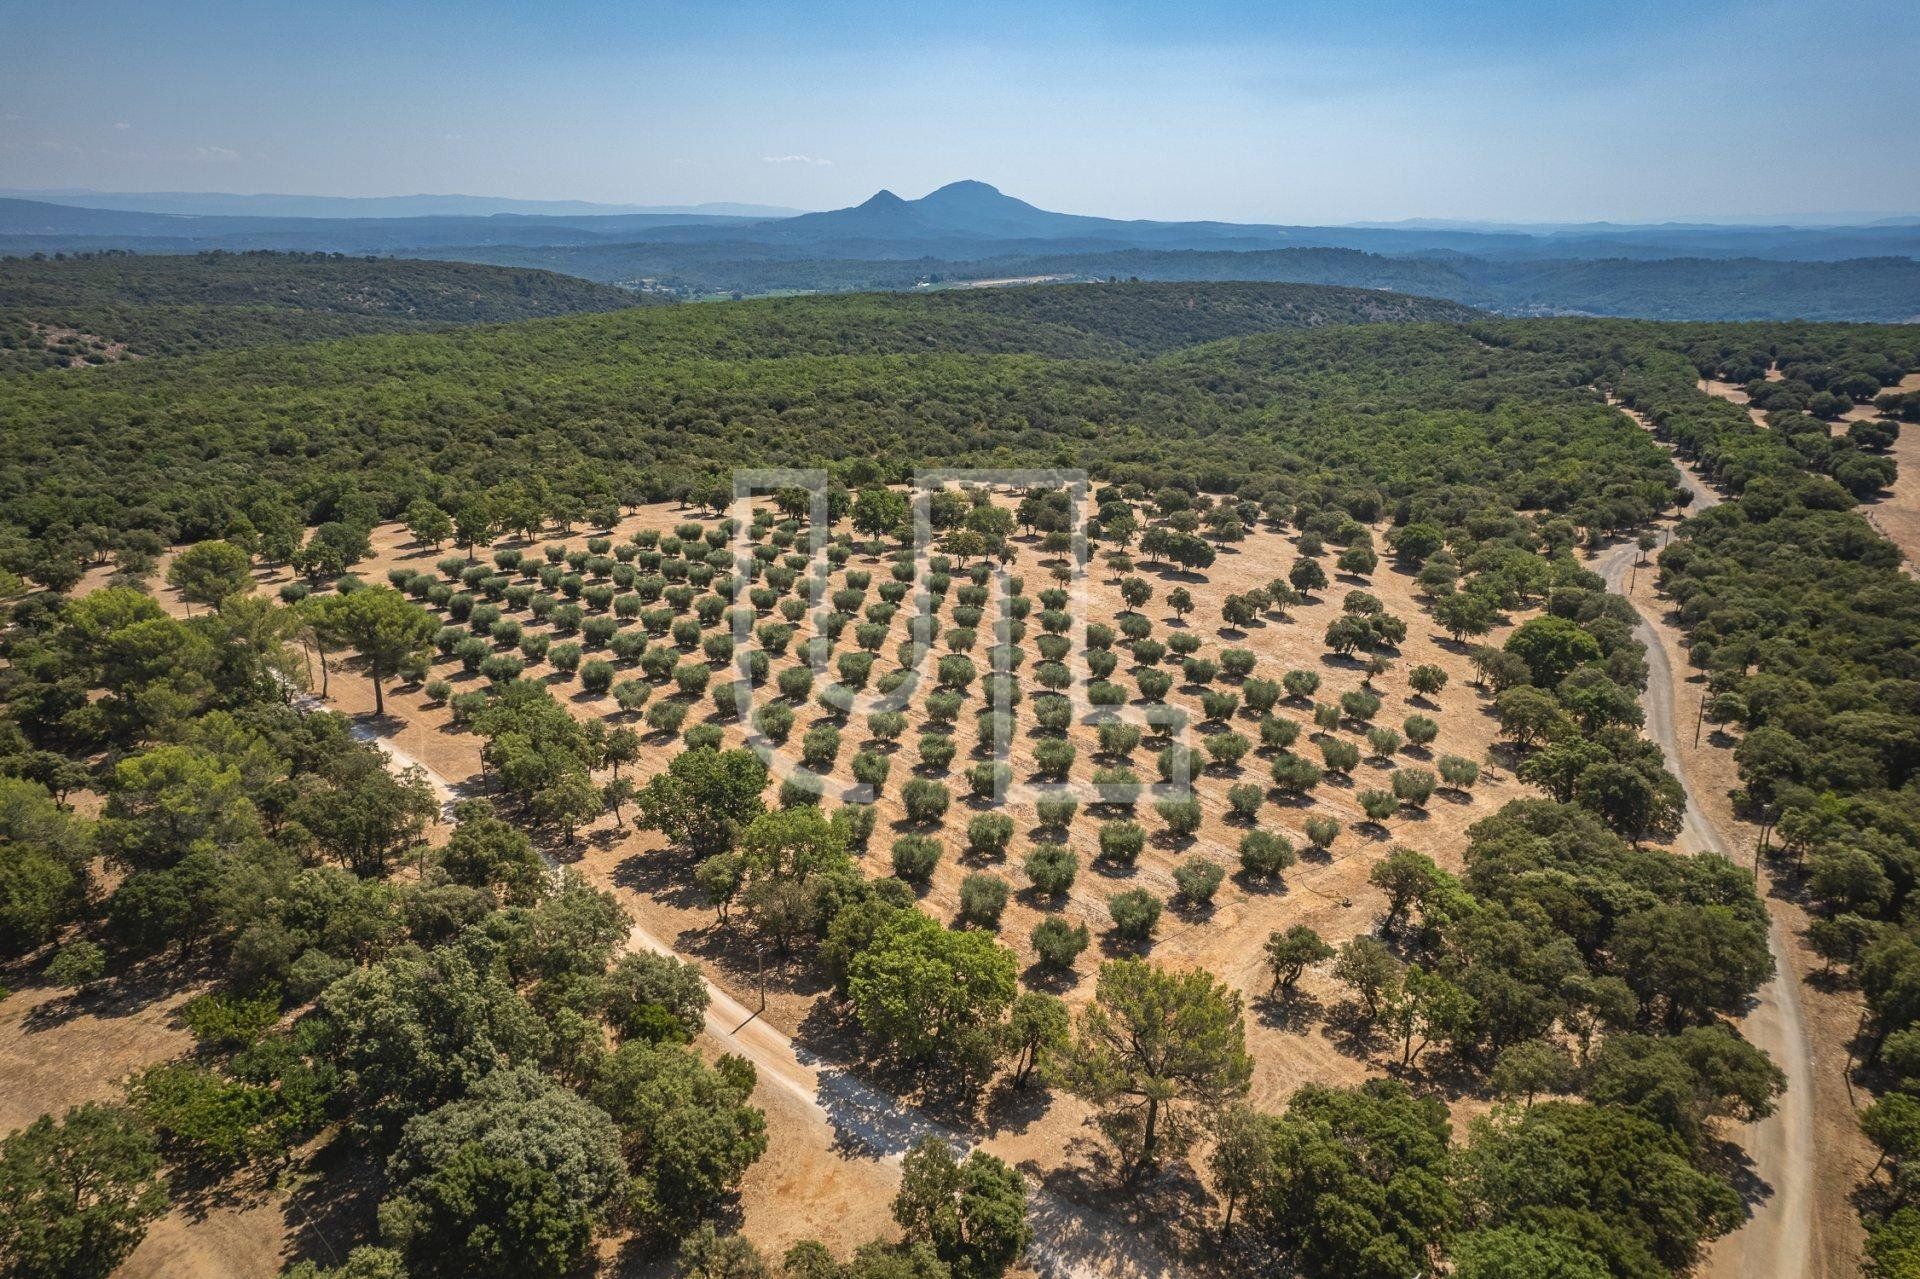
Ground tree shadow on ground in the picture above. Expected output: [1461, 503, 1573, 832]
[610, 848, 707, 913]
[1028, 1144, 1209, 1279]
[790, 1001, 985, 1152]
[21, 954, 211, 1034]
[1319, 1000, 1384, 1063]
[281, 1132, 383, 1270]
[981, 1077, 1054, 1137]
[1255, 989, 1324, 1033]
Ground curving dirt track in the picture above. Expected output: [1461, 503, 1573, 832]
[1598, 408, 1818, 1279]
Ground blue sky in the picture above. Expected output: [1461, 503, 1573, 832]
[3, 0, 1917, 223]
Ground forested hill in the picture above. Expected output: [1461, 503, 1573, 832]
[0, 251, 651, 372]
[0, 281, 1669, 562]
[429, 239, 1920, 322]
[897, 280, 1477, 353]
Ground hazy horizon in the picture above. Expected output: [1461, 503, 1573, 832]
[5, 0, 1918, 226]
[5, 182, 1920, 230]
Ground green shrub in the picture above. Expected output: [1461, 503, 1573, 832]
[455, 636, 489, 674]
[1340, 689, 1382, 722]
[1258, 715, 1300, 752]
[968, 761, 1012, 799]
[1304, 816, 1341, 850]
[480, 654, 524, 685]
[1098, 721, 1142, 756]
[613, 679, 651, 713]
[918, 733, 958, 771]
[892, 835, 943, 883]
[1359, 789, 1399, 822]
[1092, 766, 1142, 807]
[1319, 738, 1360, 774]
[1034, 792, 1079, 831]
[1173, 856, 1225, 906]
[831, 803, 878, 851]
[902, 778, 950, 824]
[959, 873, 1010, 928]
[1024, 844, 1078, 898]
[1269, 753, 1322, 797]
[1034, 738, 1077, 780]
[780, 773, 825, 808]
[1154, 796, 1203, 837]
[43, 940, 107, 989]
[866, 710, 908, 743]
[1099, 821, 1145, 866]
[448, 691, 489, 727]
[180, 987, 281, 1048]
[966, 812, 1015, 859]
[924, 691, 963, 725]
[1239, 831, 1295, 879]
[646, 700, 688, 735]
[1203, 732, 1249, 769]
[1108, 889, 1162, 941]
[850, 751, 891, 793]
[1391, 768, 1437, 809]
[1032, 917, 1090, 969]
[1438, 755, 1480, 789]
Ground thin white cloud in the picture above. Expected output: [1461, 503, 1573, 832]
[762, 153, 832, 166]
[192, 145, 240, 161]
[114, 121, 129, 130]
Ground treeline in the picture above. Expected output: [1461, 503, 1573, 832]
[427, 235, 1920, 321]
[0, 586, 770, 1278]
[0, 250, 648, 373]
[2, 290, 1691, 595]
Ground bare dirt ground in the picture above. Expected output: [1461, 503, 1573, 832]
[0, 974, 200, 1137]
[0, 964, 290, 1278]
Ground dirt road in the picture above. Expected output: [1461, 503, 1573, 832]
[1596, 418, 1816, 1279]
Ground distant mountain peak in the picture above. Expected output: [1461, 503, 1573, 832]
[859, 189, 908, 209]
[923, 179, 1005, 199]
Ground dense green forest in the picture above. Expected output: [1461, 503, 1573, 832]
[0, 251, 648, 372]
[0, 281, 1643, 586]
[423, 237, 1920, 321]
